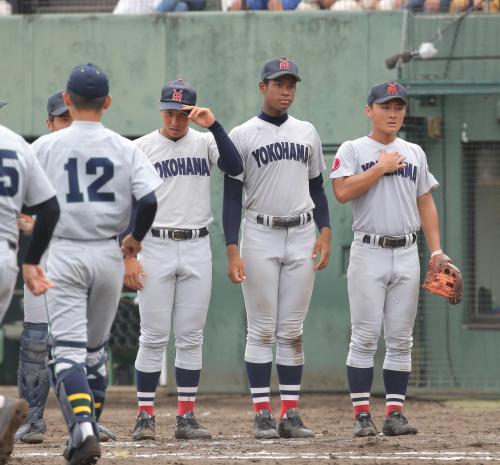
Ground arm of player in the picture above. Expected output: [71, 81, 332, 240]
[121, 191, 157, 258]
[417, 192, 442, 255]
[23, 195, 60, 296]
[182, 105, 243, 176]
[223, 175, 245, 283]
[332, 150, 406, 203]
[309, 174, 331, 271]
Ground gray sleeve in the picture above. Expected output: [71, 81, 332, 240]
[417, 148, 439, 196]
[228, 127, 245, 182]
[308, 126, 326, 179]
[130, 146, 162, 200]
[24, 145, 56, 207]
[330, 140, 357, 179]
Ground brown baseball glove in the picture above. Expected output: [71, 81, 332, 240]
[422, 253, 463, 305]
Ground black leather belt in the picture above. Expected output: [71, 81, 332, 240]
[363, 233, 417, 248]
[151, 227, 209, 241]
[257, 212, 312, 229]
[7, 240, 16, 251]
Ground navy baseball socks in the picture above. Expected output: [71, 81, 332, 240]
[135, 369, 160, 418]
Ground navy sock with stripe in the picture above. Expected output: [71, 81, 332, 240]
[276, 364, 303, 418]
[136, 369, 160, 417]
[246, 361, 272, 413]
[383, 369, 410, 416]
[347, 365, 374, 418]
[175, 367, 201, 416]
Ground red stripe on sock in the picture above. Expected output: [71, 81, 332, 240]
[280, 400, 299, 419]
[353, 404, 370, 419]
[254, 401, 272, 413]
[386, 404, 402, 417]
[178, 401, 195, 416]
[137, 405, 154, 417]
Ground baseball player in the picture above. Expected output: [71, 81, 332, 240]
[223, 57, 331, 439]
[0, 101, 60, 464]
[330, 81, 442, 437]
[33, 64, 161, 465]
[124, 79, 243, 441]
[15, 91, 73, 445]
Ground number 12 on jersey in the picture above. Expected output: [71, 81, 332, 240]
[64, 157, 115, 203]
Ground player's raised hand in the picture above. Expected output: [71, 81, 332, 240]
[378, 150, 406, 173]
[313, 227, 331, 271]
[124, 256, 146, 291]
[226, 245, 246, 283]
[182, 105, 216, 129]
[121, 234, 142, 258]
[22, 264, 54, 296]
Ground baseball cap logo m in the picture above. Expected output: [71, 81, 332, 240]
[279, 58, 291, 71]
[172, 89, 183, 102]
[387, 82, 398, 95]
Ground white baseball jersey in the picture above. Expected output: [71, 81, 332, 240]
[134, 128, 219, 229]
[229, 116, 325, 216]
[330, 136, 438, 235]
[0, 124, 56, 244]
[33, 121, 162, 240]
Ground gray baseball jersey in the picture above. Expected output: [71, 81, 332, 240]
[134, 128, 219, 229]
[229, 115, 325, 216]
[34, 121, 161, 240]
[0, 124, 56, 321]
[0, 125, 56, 245]
[330, 136, 438, 235]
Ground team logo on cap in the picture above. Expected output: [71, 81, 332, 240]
[331, 158, 341, 172]
[387, 82, 398, 95]
[279, 58, 291, 71]
[172, 89, 183, 102]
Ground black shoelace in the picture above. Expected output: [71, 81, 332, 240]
[257, 415, 276, 429]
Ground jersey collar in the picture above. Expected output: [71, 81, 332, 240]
[257, 111, 288, 127]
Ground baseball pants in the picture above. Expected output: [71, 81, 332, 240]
[0, 242, 18, 323]
[135, 232, 212, 373]
[347, 231, 420, 372]
[241, 217, 316, 366]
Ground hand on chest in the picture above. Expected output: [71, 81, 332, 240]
[359, 148, 419, 185]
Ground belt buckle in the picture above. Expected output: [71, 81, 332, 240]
[272, 217, 287, 229]
[382, 236, 393, 248]
[170, 229, 186, 241]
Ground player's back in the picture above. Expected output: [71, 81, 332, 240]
[0, 124, 55, 245]
[35, 121, 151, 240]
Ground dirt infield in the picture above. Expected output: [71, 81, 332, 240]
[5, 386, 500, 465]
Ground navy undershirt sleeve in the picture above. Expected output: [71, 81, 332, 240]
[209, 121, 243, 176]
[223, 175, 243, 246]
[309, 174, 331, 231]
[24, 196, 60, 265]
[132, 191, 157, 242]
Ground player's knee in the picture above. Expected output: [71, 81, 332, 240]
[175, 332, 203, 351]
[19, 322, 49, 366]
[247, 328, 276, 347]
[276, 333, 304, 352]
[139, 331, 169, 349]
[349, 338, 378, 356]
[386, 335, 413, 354]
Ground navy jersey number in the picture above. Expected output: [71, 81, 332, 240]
[0, 150, 19, 197]
[64, 157, 116, 203]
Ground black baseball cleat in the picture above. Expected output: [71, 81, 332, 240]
[278, 408, 315, 439]
[174, 411, 212, 440]
[0, 397, 28, 465]
[254, 410, 279, 439]
[97, 423, 117, 442]
[63, 428, 101, 465]
[382, 410, 418, 436]
[132, 411, 155, 441]
[353, 412, 377, 437]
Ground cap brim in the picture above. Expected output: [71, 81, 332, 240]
[160, 101, 184, 111]
[0, 101, 7, 109]
[50, 104, 69, 116]
[265, 71, 301, 82]
[372, 95, 408, 105]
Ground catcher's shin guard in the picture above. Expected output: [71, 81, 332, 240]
[86, 345, 108, 422]
[17, 322, 50, 426]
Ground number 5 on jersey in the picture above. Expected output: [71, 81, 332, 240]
[64, 157, 115, 203]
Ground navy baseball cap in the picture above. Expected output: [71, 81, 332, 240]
[160, 79, 197, 111]
[261, 57, 301, 82]
[66, 63, 109, 98]
[47, 91, 69, 116]
[367, 81, 408, 105]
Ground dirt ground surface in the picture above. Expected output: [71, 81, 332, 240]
[5, 386, 500, 465]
